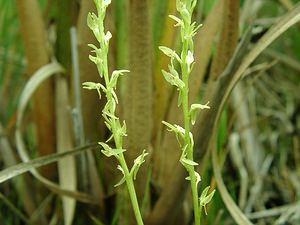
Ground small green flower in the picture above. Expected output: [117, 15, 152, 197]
[199, 186, 216, 215]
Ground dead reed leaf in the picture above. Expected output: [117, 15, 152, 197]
[14, 62, 96, 203]
[212, 2, 300, 224]
[55, 75, 77, 225]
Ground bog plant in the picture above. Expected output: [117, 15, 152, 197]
[159, 0, 215, 225]
[83, 0, 214, 224]
[82, 0, 147, 224]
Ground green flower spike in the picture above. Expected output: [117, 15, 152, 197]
[83, 1, 146, 224]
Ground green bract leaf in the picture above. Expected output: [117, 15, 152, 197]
[98, 142, 111, 155]
[114, 176, 125, 187]
[111, 88, 119, 104]
[104, 121, 111, 131]
[158, 46, 181, 63]
[162, 70, 185, 89]
[191, 0, 197, 11]
[185, 171, 201, 187]
[82, 82, 101, 90]
[118, 120, 127, 137]
[82, 82, 106, 99]
[88, 44, 99, 51]
[87, 12, 98, 30]
[169, 15, 183, 27]
[162, 121, 186, 146]
[189, 131, 194, 149]
[89, 55, 102, 65]
[168, 64, 179, 78]
[180, 157, 198, 167]
[103, 99, 116, 115]
[176, 0, 183, 12]
[162, 121, 185, 138]
[102, 110, 117, 120]
[104, 31, 112, 44]
[105, 134, 114, 143]
[109, 69, 129, 89]
[99, 142, 125, 157]
[130, 150, 148, 180]
[181, 8, 191, 25]
[178, 90, 183, 107]
[102, 100, 117, 120]
[114, 165, 126, 187]
[190, 102, 210, 125]
[191, 22, 202, 37]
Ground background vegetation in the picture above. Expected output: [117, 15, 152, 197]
[0, 0, 299, 224]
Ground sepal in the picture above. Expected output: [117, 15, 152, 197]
[130, 150, 148, 180]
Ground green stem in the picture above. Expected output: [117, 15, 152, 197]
[106, 87, 144, 225]
[100, 13, 144, 225]
[181, 72, 200, 225]
[112, 123, 144, 225]
[181, 15, 201, 225]
[119, 155, 144, 225]
[89, 1, 144, 225]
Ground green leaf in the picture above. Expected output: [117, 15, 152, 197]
[98, 142, 112, 156]
[185, 171, 201, 187]
[178, 90, 183, 107]
[108, 88, 119, 104]
[191, 22, 202, 37]
[109, 69, 129, 89]
[88, 55, 102, 65]
[118, 120, 127, 137]
[190, 102, 210, 125]
[180, 8, 191, 25]
[104, 31, 112, 44]
[189, 131, 194, 149]
[87, 12, 98, 30]
[168, 64, 179, 78]
[114, 176, 125, 187]
[162, 70, 185, 89]
[99, 142, 126, 157]
[105, 134, 114, 143]
[180, 157, 198, 166]
[130, 150, 148, 180]
[102, 99, 117, 120]
[191, 0, 197, 11]
[82, 82, 106, 99]
[114, 165, 126, 187]
[162, 121, 185, 138]
[169, 15, 183, 27]
[102, 110, 118, 120]
[104, 121, 111, 131]
[88, 43, 99, 51]
[158, 46, 181, 62]
[82, 81, 99, 90]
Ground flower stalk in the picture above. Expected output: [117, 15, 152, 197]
[83, 1, 146, 224]
[160, 0, 215, 225]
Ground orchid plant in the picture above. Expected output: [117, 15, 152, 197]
[159, 0, 215, 224]
[82, 0, 146, 224]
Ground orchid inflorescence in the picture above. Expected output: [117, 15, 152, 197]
[82, 0, 146, 224]
[160, 0, 215, 224]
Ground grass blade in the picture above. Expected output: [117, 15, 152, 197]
[56, 75, 77, 225]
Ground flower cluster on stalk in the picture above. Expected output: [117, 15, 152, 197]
[83, 0, 147, 188]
